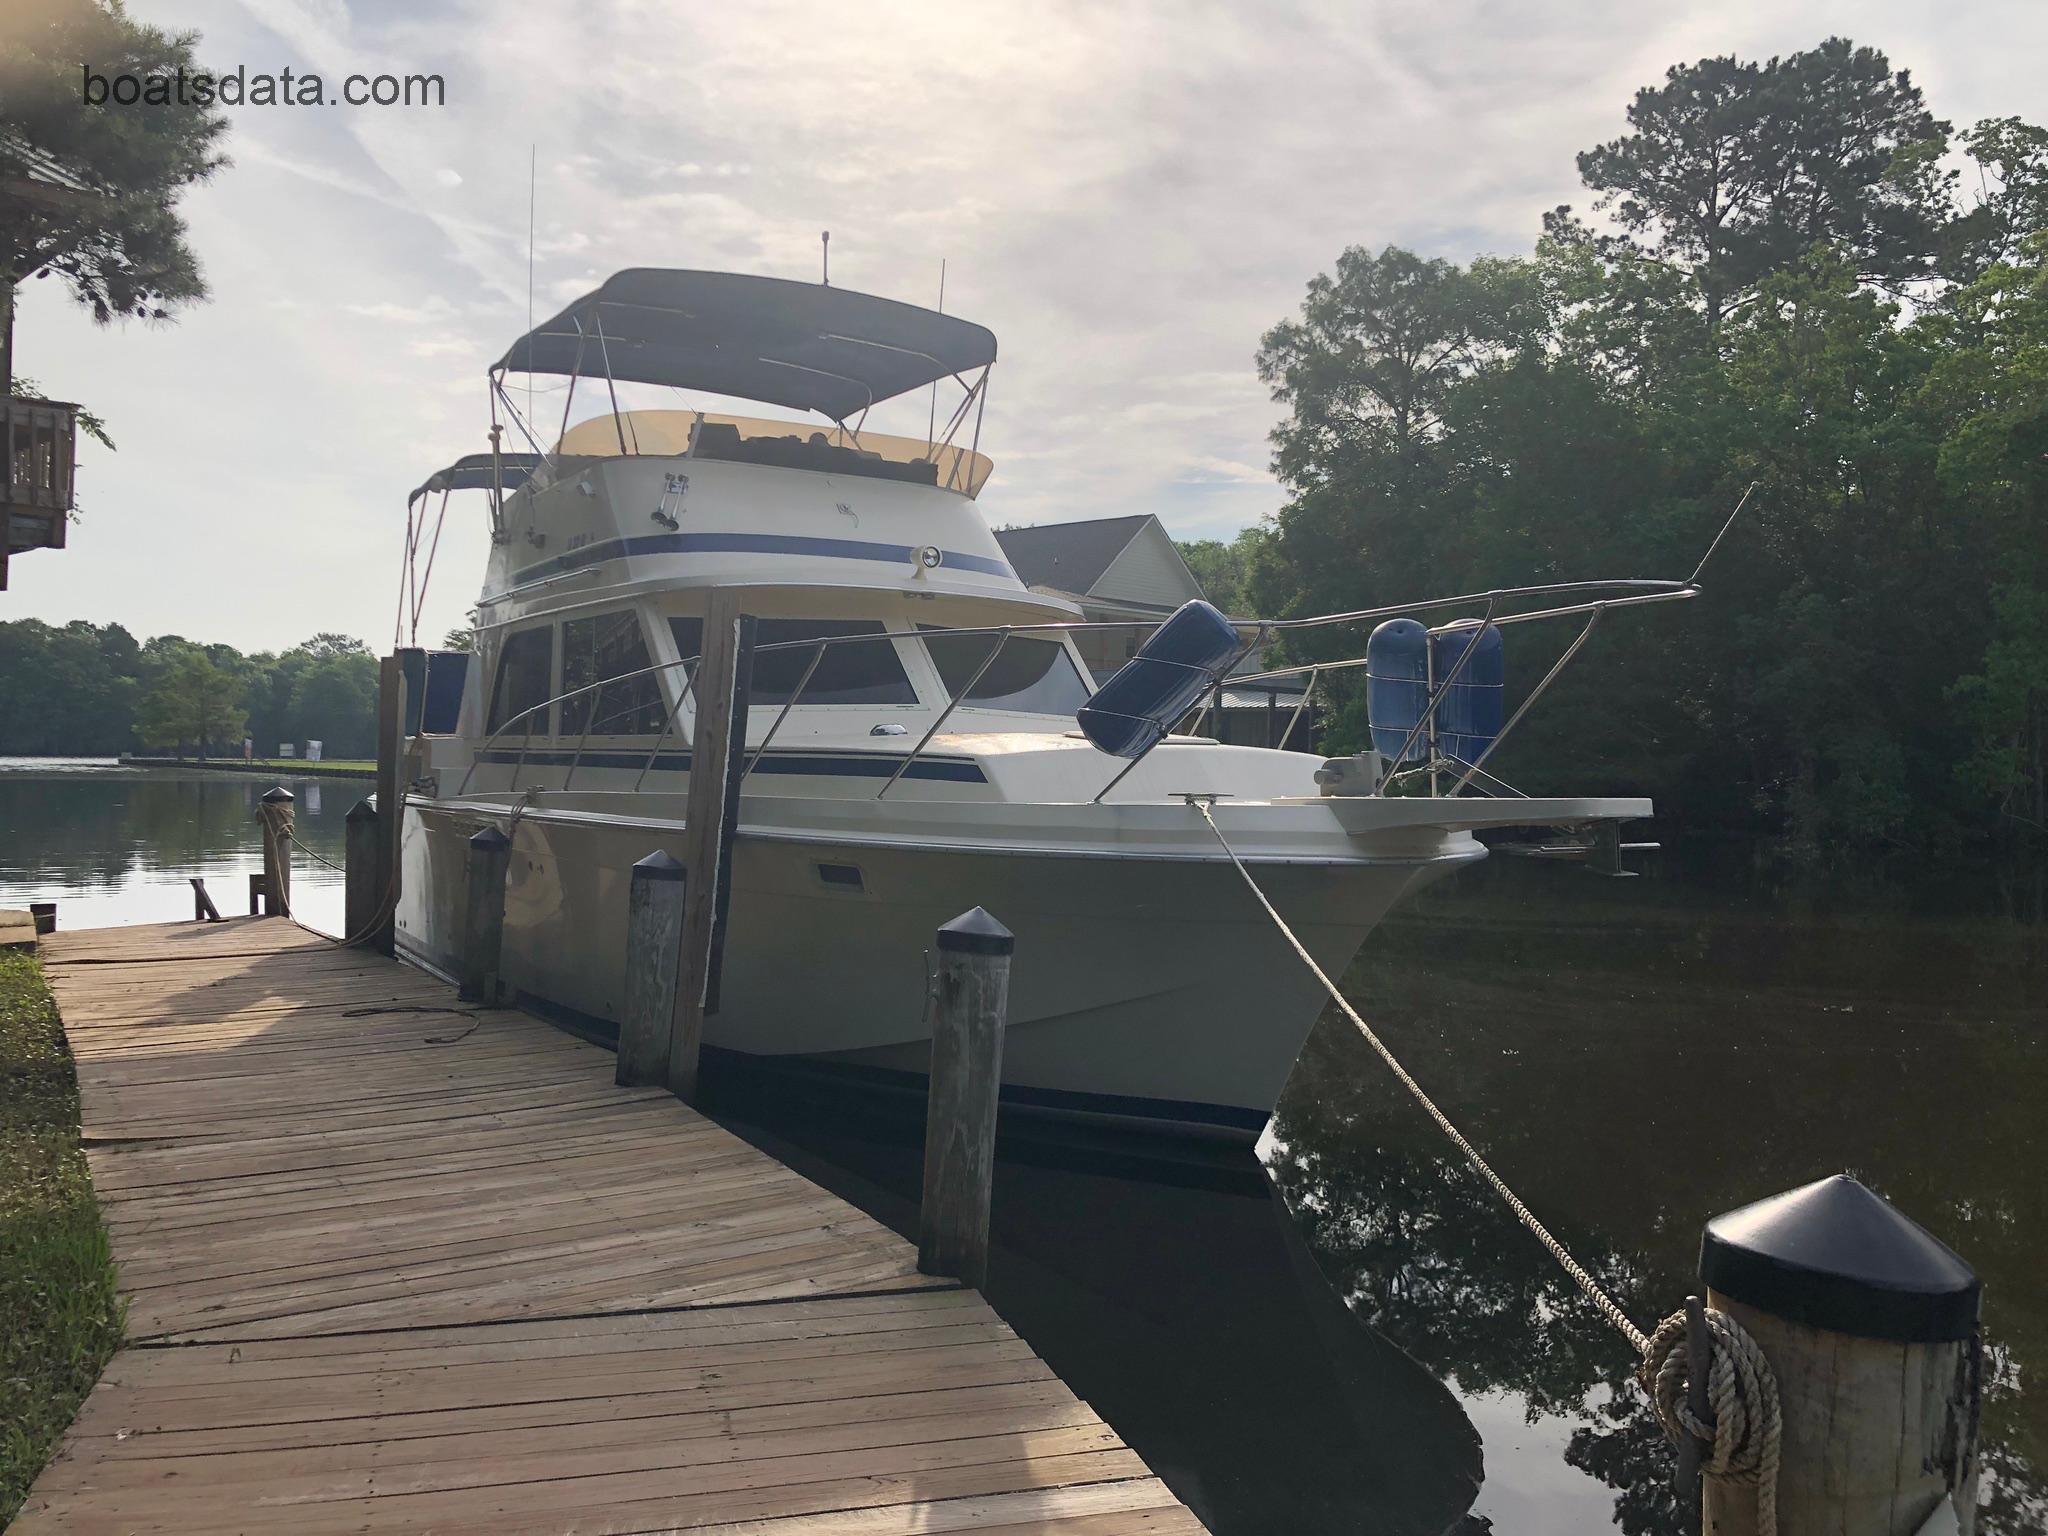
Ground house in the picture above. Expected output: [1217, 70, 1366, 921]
[992, 514, 1314, 750]
[1, 134, 91, 591]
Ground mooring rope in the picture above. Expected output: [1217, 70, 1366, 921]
[1189, 798, 1781, 1532]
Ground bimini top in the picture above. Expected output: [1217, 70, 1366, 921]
[494, 270, 997, 423]
[409, 452, 544, 506]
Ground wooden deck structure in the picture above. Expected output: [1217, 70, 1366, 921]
[16, 917, 1204, 1535]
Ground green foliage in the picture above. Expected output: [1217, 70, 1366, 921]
[1174, 527, 1267, 616]
[0, 950, 123, 1525]
[0, 625, 384, 760]
[1572, 38, 1955, 327]
[134, 640, 244, 755]
[1252, 38, 2048, 862]
[0, 0, 229, 318]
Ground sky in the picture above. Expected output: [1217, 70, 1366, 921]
[11, 0, 2048, 653]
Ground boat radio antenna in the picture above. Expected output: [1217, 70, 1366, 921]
[821, 230, 830, 286]
[526, 144, 536, 423]
[928, 257, 946, 452]
[1689, 480, 1757, 586]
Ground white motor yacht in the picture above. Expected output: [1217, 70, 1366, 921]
[393, 270, 1688, 1139]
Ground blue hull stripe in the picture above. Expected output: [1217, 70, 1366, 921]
[503, 532, 1015, 588]
[475, 747, 987, 784]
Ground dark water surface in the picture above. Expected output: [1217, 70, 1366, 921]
[4, 762, 2041, 1533]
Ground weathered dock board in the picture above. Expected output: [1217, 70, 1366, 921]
[17, 917, 1203, 1535]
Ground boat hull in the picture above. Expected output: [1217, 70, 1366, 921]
[396, 799, 1475, 1136]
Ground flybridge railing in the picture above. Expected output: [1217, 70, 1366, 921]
[452, 571, 1705, 801]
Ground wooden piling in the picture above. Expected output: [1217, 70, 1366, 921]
[188, 878, 221, 923]
[257, 787, 294, 917]
[1698, 1174, 1981, 1536]
[459, 824, 511, 1004]
[670, 590, 754, 1102]
[371, 655, 405, 955]
[344, 798, 380, 941]
[618, 851, 686, 1087]
[918, 906, 1013, 1289]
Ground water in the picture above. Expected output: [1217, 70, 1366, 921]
[0, 759, 353, 934]
[2, 762, 2040, 1533]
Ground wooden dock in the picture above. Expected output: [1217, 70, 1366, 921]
[15, 917, 1204, 1535]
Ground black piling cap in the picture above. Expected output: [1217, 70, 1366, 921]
[1700, 1174, 1980, 1343]
[346, 798, 378, 823]
[260, 786, 295, 803]
[937, 907, 1014, 957]
[468, 824, 511, 852]
[632, 850, 685, 882]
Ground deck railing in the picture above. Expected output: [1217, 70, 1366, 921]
[453, 570, 1703, 801]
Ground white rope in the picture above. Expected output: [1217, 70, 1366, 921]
[1189, 798, 1782, 1533]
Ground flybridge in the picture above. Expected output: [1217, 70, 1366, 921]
[478, 270, 999, 547]
[494, 270, 997, 423]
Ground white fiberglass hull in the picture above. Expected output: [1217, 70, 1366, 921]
[396, 798, 1476, 1136]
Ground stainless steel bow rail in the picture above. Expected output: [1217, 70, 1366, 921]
[454, 488, 1753, 800]
[454, 576, 1690, 800]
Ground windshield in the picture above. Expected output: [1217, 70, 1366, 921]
[922, 630, 1093, 715]
[671, 617, 917, 707]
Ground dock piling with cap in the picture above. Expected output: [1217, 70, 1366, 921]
[918, 905, 1013, 1290]
[1697, 1173, 1981, 1536]
[344, 797, 380, 939]
[618, 850, 686, 1086]
[458, 823, 511, 1004]
[256, 787, 294, 916]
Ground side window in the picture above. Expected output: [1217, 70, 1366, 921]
[562, 612, 665, 734]
[669, 618, 916, 707]
[487, 625, 554, 734]
[923, 630, 1093, 714]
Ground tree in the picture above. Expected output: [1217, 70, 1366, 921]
[1573, 39, 1954, 332]
[1175, 528, 1267, 616]
[134, 643, 245, 757]
[1257, 246, 1541, 489]
[286, 651, 377, 758]
[298, 632, 370, 660]
[0, 0, 229, 393]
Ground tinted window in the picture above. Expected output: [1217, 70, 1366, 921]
[487, 626, 554, 734]
[561, 612, 665, 734]
[670, 618, 916, 707]
[923, 631, 1092, 714]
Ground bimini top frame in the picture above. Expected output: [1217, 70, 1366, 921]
[482, 269, 999, 537]
[494, 269, 996, 423]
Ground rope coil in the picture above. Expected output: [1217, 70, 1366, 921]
[1189, 798, 1781, 1534]
[1642, 1309, 1783, 1535]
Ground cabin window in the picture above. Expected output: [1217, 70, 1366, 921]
[669, 618, 916, 707]
[487, 625, 555, 735]
[560, 612, 665, 735]
[922, 630, 1093, 714]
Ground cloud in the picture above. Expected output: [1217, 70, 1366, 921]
[9, 0, 2047, 650]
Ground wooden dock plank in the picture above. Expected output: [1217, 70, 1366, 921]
[16, 918, 1205, 1534]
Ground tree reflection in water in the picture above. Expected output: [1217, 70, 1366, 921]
[1268, 852, 2046, 1534]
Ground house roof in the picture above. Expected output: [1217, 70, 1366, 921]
[992, 515, 1153, 596]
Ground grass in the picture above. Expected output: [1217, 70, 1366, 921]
[0, 950, 122, 1526]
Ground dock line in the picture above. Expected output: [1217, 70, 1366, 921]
[1190, 798, 1784, 1534]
